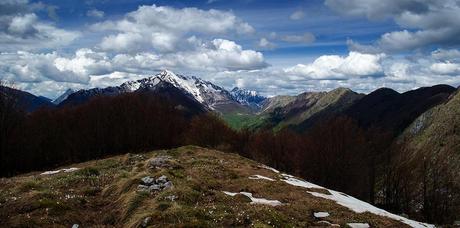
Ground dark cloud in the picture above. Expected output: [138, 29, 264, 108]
[326, 0, 460, 52]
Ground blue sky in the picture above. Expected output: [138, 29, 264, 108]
[1, 0, 460, 98]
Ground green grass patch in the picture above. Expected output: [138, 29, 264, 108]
[18, 180, 43, 192]
[221, 112, 266, 130]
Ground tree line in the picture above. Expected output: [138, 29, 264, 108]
[0, 86, 458, 224]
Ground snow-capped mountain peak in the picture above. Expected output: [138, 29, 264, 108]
[231, 87, 266, 108]
[157, 70, 205, 103]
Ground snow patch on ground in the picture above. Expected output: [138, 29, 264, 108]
[258, 165, 280, 173]
[40, 167, 79, 175]
[317, 221, 340, 227]
[347, 223, 370, 228]
[222, 191, 282, 206]
[281, 174, 324, 189]
[249, 175, 275, 181]
[308, 190, 434, 228]
[314, 212, 330, 218]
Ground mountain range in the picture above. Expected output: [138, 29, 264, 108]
[58, 70, 260, 114]
[4, 70, 458, 136]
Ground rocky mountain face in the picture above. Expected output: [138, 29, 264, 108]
[230, 87, 266, 109]
[0, 146, 433, 227]
[0, 86, 55, 112]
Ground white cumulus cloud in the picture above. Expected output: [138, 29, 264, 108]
[92, 4, 255, 53]
[284, 51, 385, 79]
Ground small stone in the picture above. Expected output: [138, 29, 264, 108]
[141, 217, 151, 227]
[156, 175, 168, 184]
[141, 176, 155, 185]
[137, 185, 150, 193]
[72, 224, 79, 228]
[148, 156, 172, 169]
[165, 195, 177, 201]
[163, 181, 173, 189]
[313, 212, 330, 218]
[148, 184, 161, 191]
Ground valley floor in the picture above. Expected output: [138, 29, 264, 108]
[0, 146, 432, 227]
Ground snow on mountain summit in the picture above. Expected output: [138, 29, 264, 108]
[231, 87, 266, 108]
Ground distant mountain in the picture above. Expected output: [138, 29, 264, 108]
[289, 88, 364, 131]
[230, 87, 266, 109]
[265, 88, 363, 131]
[259, 95, 296, 114]
[53, 89, 75, 105]
[343, 85, 456, 136]
[0, 86, 54, 112]
[59, 70, 248, 113]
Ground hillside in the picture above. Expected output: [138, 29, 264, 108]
[0, 146, 432, 227]
[0, 86, 54, 112]
[402, 88, 460, 154]
[277, 88, 363, 131]
[241, 88, 363, 132]
[343, 85, 455, 136]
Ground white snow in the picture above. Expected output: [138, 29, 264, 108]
[347, 223, 370, 228]
[314, 212, 330, 218]
[222, 191, 239, 197]
[258, 165, 280, 173]
[248, 175, 275, 181]
[281, 174, 324, 189]
[308, 190, 434, 228]
[317, 221, 340, 227]
[222, 191, 282, 206]
[159, 70, 205, 103]
[40, 167, 79, 175]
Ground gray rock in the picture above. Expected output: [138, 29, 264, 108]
[148, 156, 172, 169]
[137, 184, 150, 193]
[148, 184, 161, 191]
[156, 175, 168, 184]
[141, 176, 155, 185]
[72, 224, 79, 228]
[163, 181, 173, 189]
[141, 217, 151, 227]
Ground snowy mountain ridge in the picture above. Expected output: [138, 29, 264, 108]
[58, 70, 265, 111]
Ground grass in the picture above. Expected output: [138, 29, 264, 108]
[17, 179, 43, 192]
[0, 146, 412, 227]
[125, 191, 150, 219]
[221, 112, 266, 130]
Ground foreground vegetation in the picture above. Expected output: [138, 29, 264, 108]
[0, 146, 412, 227]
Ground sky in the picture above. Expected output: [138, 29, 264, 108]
[1, 0, 460, 98]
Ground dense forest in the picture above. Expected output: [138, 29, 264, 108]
[0, 87, 459, 224]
